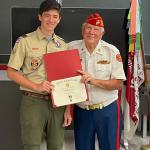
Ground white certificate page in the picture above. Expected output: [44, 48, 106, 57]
[51, 75, 87, 107]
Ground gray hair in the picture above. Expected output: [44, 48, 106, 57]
[82, 22, 105, 33]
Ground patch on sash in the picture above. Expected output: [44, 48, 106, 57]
[30, 57, 41, 70]
[116, 54, 122, 62]
[97, 60, 110, 64]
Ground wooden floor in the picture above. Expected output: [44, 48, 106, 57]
[40, 130, 149, 150]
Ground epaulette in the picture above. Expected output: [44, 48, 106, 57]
[56, 35, 65, 41]
[15, 34, 27, 43]
[15, 32, 33, 44]
[22, 34, 27, 38]
[101, 40, 119, 53]
[24, 32, 34, 37]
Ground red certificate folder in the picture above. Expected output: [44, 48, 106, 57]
[43, 49, 82, 81]
[43, 49, 88, 107]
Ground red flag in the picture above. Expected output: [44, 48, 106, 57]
[124, 0, 145, 140]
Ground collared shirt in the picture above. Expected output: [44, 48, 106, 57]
[68, 40, 126, 107]
[8, 27, 68, 92]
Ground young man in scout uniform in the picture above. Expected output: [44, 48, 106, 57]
[7, 0, 72, 150]
[69, 13, 126, 150]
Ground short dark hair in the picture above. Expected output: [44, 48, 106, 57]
[39, 0, 61, 15]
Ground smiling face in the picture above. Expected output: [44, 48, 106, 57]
[39, 9, 60, 35]
[82, 23, 104, 46]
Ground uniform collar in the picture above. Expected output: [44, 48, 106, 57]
[95, 40, 103, 55]
[52, 34, 58, 42]
[36, 27, 56, 41]
[80, 40, 87, 54]
[36, 27, 46, 40]
[81, 40, 103, 55]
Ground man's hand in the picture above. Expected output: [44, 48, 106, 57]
[77, 70, 95, 84]
[7, 67, 55, 93]
[34, 81, 54, 94]
[63, 105, 72, 127]
[77, 70, 124, 90]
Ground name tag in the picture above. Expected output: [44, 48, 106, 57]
[97, 60, 110, 64]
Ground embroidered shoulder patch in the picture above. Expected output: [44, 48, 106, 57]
[15, 36, 22, 44]
[116, 54, 122, 62]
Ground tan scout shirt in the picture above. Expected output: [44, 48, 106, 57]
[68, 40, 126, 107]
[8, 28, 68, 92]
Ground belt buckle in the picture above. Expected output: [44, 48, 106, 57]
[85, 103, 104, 110]
[96, 103, 103, 109]
[85, 106, 90, 110]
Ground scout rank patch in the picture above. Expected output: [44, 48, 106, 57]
[116, 54, 122, 62]
[30, 57, 41, 70]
